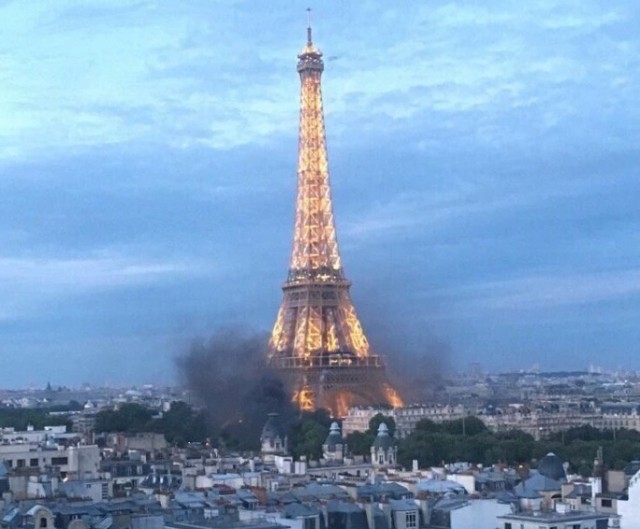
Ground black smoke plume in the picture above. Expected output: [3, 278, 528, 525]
[360, 302, 453, 405]
[176, 328, 297, 449]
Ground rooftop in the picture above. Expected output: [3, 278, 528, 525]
[499, 510, 609, 522]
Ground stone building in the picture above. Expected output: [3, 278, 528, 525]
[322, 422, 345, 464]
[371, 423, 397, 469]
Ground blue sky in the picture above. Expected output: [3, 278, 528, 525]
[0, 0, 639, 387]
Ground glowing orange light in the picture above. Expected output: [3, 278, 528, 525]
[293, 384, 315, 412]
[384, 385, 405, 408]
[266, 26, 404, 416]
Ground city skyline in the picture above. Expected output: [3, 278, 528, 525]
[1, 1, 639, 386]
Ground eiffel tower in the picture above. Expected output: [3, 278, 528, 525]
[267, 16, 403, 418]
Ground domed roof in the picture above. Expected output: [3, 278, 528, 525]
[538, 452, 566, 481]
[324, 422, 344, 450]
[260, 413, 285, 442]
[372, 422, 396, 450]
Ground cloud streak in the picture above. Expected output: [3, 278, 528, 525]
[433, 268, 640, 312]
[0, 253, 208, 322]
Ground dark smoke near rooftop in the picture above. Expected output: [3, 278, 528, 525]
[359, 302, 453, 404]
[384, 337, 452, 404]
[176, 328, 297, 449]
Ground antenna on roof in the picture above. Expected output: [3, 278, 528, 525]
[307, 7, 313, 45]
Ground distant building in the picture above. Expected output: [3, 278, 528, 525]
[0, 443, 100, 480]
[70, 414, 96, 436]
[343, 407, 393, 436]
[343, 405, 467, 439]
[600, 403, 640, 431]
[394, 405, 467, 438]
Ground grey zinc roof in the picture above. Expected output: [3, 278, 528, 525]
[283, 503, 320, 518]
[499, 510, 609, 523]
[514, 472, 563, 498]
[432, 496, 469, 512]
[537, 452, 566, 482]
[2, 507, 20, 524]
[389, 499, 417, 512]
[291, 483, 349, 501]
[416, 480, 466, 495]
[624, 460, 640, 476]
[357, 482, 411, 500]
[326, 500, 364, 514]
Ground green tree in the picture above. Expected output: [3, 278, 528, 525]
[346, 431, 374, 456]
[0, 408, 70, 431]
[414, 419, 439, 433]
[394, 418, 640, 476]
[95, 403, 153, 433]
[290, 416, 328, 459]
[156, 401, 209, 446]
[442, 416, 487, 436]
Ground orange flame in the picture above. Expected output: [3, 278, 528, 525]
[293, 385, 315, 411]
[333, 392, 353, 418]
[384, 385, 404, 408]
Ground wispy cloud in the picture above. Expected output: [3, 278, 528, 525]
[436, 268, 640, 312]
[0, 252, 208, 321]
[1, 1, 637, 161]
[341, 169, 613, 242]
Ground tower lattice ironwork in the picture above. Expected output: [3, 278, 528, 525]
[267, 19, 403, 418]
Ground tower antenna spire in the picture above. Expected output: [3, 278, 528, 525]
[306, 7, 312, 45]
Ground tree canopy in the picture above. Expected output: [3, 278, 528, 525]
[0, 407, 70, 431]
[90, 403, 640, 475]
[399, 419, 640, 475]
[95, 401, 209, 447]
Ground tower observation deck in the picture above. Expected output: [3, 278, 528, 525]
[267, 17, 403, 417]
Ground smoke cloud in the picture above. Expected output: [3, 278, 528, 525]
[357, 300, 453, 405]
[383, 335, 452, 404]
[176, 327, 297, 449]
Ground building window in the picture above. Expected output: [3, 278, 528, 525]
[601, 498, 612, 508]
[504, 524, 512, 529]
[30, 458, 39, 467]
[39, 518, 47, 528]
[406, 512, 417, 528]
[51, 457, 68, 466]
[17, 459, 25, 468]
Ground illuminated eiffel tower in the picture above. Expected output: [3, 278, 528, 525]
[267, 15, 403, 417]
